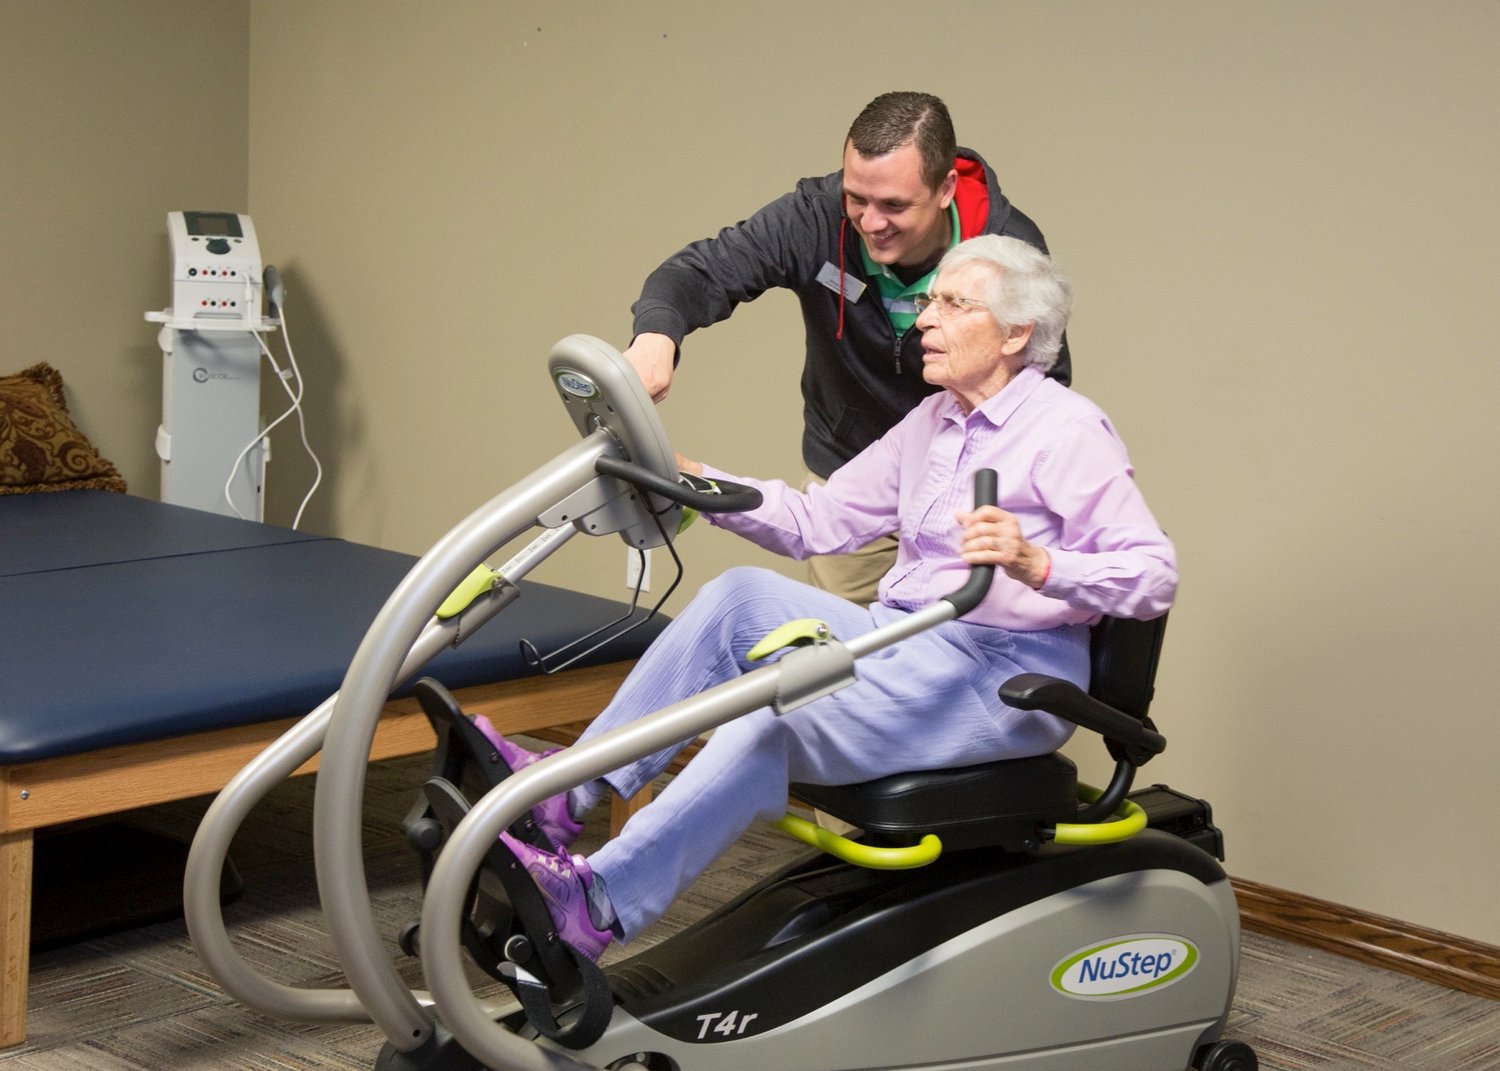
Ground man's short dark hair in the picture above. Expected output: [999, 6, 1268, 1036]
[846, 91, 957, 191]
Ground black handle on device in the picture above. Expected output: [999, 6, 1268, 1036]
[942, 468, 998, 618]
[595, 455, 763, 514]
[1000, 674, 1167, 758]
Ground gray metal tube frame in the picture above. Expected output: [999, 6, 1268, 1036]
[184, 432, 609, 1036]
[311, 431, 624, 1051]
[186, 334, 690, 1058]
[183, 522, 577, 1023]
[417, 599, 957, 1071]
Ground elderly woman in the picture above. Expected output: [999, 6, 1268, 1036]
[486, 235, 1176, 960]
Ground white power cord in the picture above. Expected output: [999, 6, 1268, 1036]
[222, 291, 323, 528]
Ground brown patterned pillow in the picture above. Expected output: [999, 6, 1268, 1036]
[0, 363, 127, 494]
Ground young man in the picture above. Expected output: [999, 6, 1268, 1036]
[623, 91, 1069, 604]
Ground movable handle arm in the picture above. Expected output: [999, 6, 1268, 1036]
[942, 468, 998, 618]
[594, 455, 763, 514]
[1000, 674, 1166, 759]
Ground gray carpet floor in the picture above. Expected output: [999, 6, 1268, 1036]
[5, 751, 1496, 1070]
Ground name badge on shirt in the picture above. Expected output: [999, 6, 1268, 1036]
[817, 261, 867, 302]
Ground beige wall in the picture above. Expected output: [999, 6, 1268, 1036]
[0, 0, 249, 489]
[244, 1, 1500, 943]
[8, 2, 1499, 946]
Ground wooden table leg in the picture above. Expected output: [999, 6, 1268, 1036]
[0, 829, 32, 1047]
[610, 788, 653, 839]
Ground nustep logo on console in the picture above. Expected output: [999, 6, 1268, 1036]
[1050, 935, 1198, 999]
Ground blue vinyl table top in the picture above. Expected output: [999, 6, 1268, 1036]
[0, 491, 666, 764]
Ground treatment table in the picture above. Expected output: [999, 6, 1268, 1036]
[0, 489, 668, 1046]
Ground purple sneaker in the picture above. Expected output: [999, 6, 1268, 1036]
[472, 716, 584, 848]
[498, 832, 612, 962]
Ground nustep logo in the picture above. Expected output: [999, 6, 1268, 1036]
[1051, 935, 1197, 999]
[555, 369, 598, 399]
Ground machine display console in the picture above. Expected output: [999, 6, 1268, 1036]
[182, 211, 245, 239]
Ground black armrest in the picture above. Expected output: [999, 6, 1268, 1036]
[1000, 673, 1166, 758]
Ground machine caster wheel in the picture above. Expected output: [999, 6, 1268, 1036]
[605, 1055, 678, 1071]
[397, 920, 420, 957]
[1194, 1040, 1257, 1071]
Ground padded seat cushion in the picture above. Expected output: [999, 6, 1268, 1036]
[792, 752, 1080, 853]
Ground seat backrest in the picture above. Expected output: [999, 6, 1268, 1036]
[1087, 613, 1169, 722]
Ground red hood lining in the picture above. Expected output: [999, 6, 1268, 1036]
[953, 156, 990, 240]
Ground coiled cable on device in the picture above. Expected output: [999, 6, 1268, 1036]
[222, 266, 323, 529]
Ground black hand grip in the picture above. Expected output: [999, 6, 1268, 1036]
[941, 468, 998, 617]
[1000, 673, 1167, 757]
[972, 468, 997, 511]
[263, 265, 285, 315]
[595, 455, 763, 514]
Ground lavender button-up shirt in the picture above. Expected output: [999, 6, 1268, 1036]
[703, 368, 1177, 631]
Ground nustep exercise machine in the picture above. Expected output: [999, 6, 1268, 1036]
[186, 336, 1256, 1071]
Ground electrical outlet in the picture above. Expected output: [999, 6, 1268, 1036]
[626, 548, 652, 592]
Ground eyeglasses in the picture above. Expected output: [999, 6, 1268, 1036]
[913, 292, 990, 318]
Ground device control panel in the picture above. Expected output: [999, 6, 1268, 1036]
[167, 211, 264, 328]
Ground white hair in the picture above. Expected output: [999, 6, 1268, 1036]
[938, 235, 1073, 372]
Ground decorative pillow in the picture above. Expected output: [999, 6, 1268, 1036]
[0, 363, 127, 494]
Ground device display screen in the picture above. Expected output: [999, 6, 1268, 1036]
[184, 212, 243, 238]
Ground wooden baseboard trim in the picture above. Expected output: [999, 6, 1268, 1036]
[1232, 877, 1500, 1001]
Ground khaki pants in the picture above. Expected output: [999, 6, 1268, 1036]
[801, 471, 899, 607]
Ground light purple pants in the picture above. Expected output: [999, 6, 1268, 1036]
[583, 567, 1090, 940]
